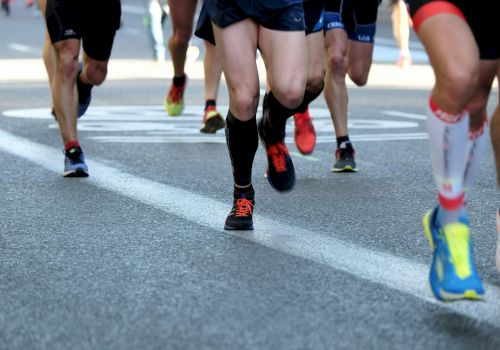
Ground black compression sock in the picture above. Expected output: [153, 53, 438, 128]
[294, 83, 324, 114]
[173, 74, 186, 87]
[234, 184, 255, 198]
[336, 135, 352, 149]
[205, 99, 216, 110]
[225, 111, 259, 186]
[265, 91, 294, 129]
[261, 91, 295, 143]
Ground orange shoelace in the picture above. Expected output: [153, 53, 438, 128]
[267, 143, 289, 173]
[235, 198, 253, 217]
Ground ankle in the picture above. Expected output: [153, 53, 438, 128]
[234, 184, 254, 197]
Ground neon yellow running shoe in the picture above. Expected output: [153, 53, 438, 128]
[422, 208, 484, 301]
[164, 76, 187, 116]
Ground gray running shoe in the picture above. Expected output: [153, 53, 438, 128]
[331, 146, 358, 172]
[64, 146, 89, 177]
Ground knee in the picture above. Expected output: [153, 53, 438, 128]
[232, 90, 259, 119]
[437, 66, 479, 110]
[84, 62, 108, 86]
[306, 69, 325, 93]
[170, 27, 191, 47]
[326, 54, 347, 81]
[272, 82, 305, 110]
[55, 43, 79, 80]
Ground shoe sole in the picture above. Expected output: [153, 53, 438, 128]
[224, 224, 254, 231]
[63, 169, 89, 177]
[331, 166, 358, 173]
[200, 115, 225, 134]
[437, 288, 482, 301]
[265, 173, 295, 192]
[296, 146, 315, 155]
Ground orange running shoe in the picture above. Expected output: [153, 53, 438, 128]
[293, 107, 316, 155]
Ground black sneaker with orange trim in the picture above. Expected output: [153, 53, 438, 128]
[258, 118, 296, 192]
[200, 106, 225, 133]
[224, 190, 255, 230]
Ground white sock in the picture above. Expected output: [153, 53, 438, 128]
[400, 48, 410, 57]
[426, 97, 468, 224]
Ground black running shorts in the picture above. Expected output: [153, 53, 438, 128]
[194, 4, 215, 45]
[204, 0, 305, 31]
[407, 0, 500, 59]
[304, 0, 324, 35]
[45, 0, 121, 61]
[195, 0, 322, 43]
[324, 0, 381, 43]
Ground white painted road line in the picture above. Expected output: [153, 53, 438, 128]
[0, 128, 499, 327]
[0, 59, 438, 87]
[86, 133, 429, 144]
[383, 110, 427, 120]
[8, 43, 32, 53]
[289, 152, 321, 162]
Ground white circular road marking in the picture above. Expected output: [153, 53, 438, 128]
[1, 105, 424, 144]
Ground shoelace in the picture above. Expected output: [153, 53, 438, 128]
[445, 228, 472, 278]
[235, 198, 253, 217]
[267, 143, 289, 173]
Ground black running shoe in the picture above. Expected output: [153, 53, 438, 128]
[200, 106, 225, 134]
[224, 190, 254, 230]
[332, 146, 358, 173]
[258, 118, 295, 191]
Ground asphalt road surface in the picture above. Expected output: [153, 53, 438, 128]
[1, 2, 500, 349]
